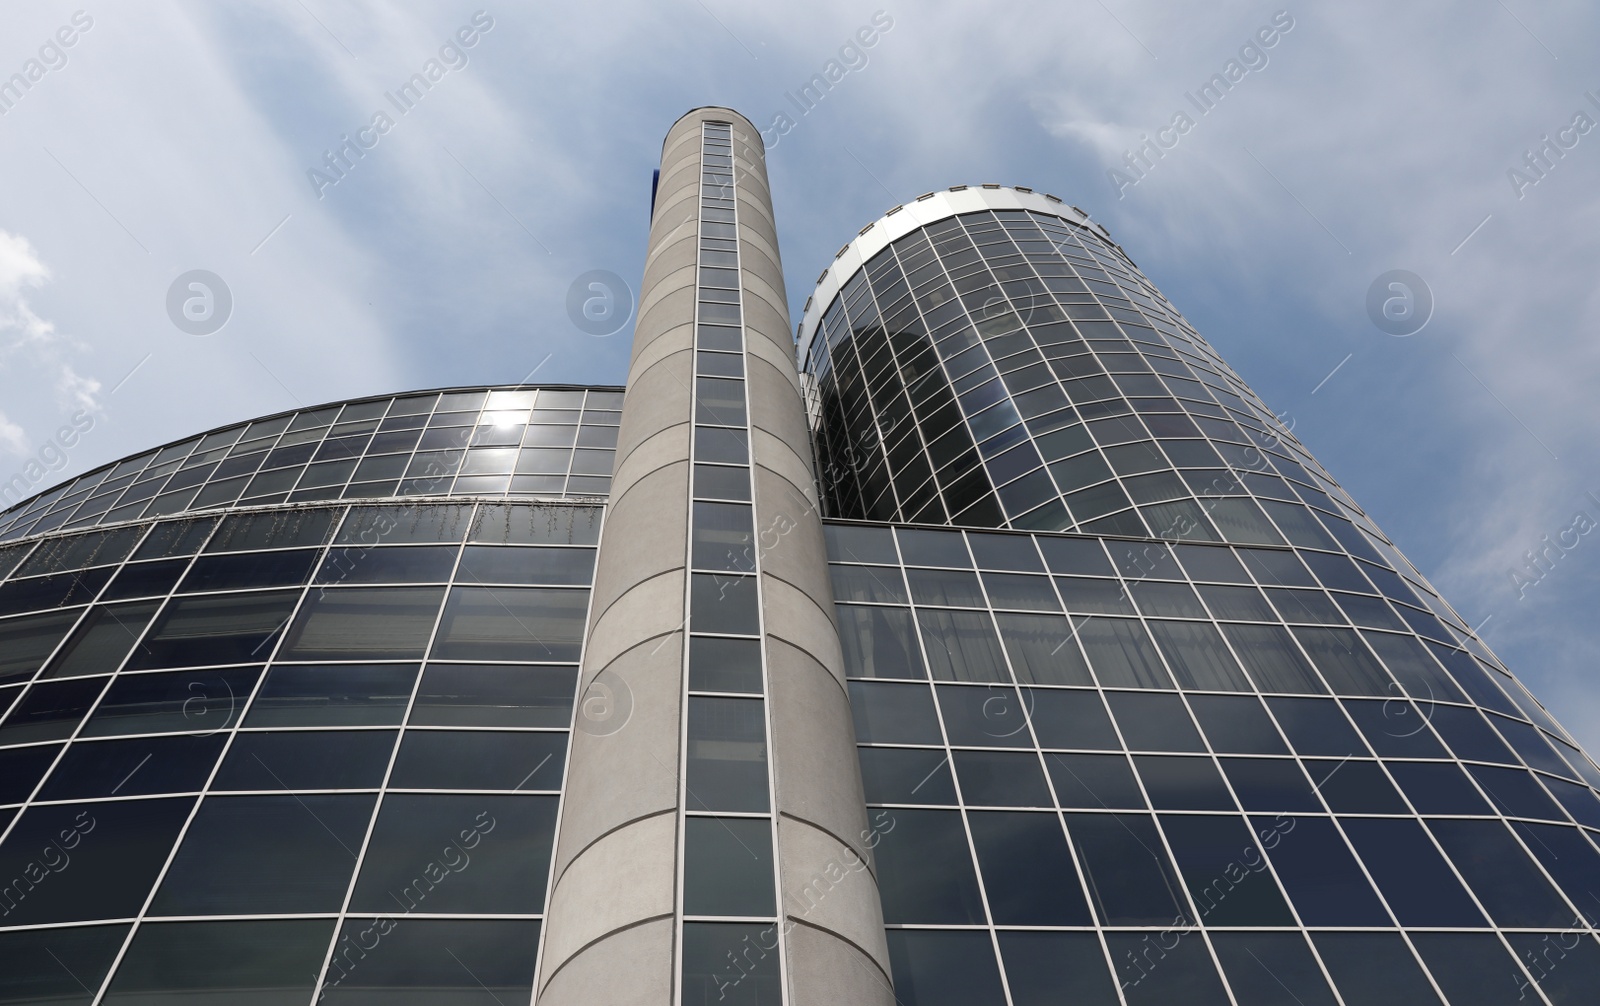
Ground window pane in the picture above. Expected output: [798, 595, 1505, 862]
[994, 612, 1091, 685]
[469, 504, 602, 545]
[1265, 697, 1367, 757]
[681, 921, 782, 1005]
[281, 586, 445, 661]
[1387, 761, 1492, 814]
[0, 743, 59, 803]
[1255, 815, 1389, 925]
[431, 587, 587, 662]
[1106, 691, 1204, 752]
[859, 747, 955, 805]
[0, 924, 129, 1006]
[837, 606, 923, 679]
[180, 549, 319, 592]
[1221, 758, 1322, 812]
[128, 591, 299, 669]
[1210, 932, 1340, 1006]
[82, 666, 261, 738]
[688, 636, 763, 693]
[1429, 819, 1578, 928]
[316, 545, 458, 585]
[0, 798, 193, 925]
[42, 601, 162, 679]
[1293, 626, 1392, 695]
[1135, 756, 1234, 811]
[410, 664, 576, 727]
[338, 503, 472, 544]
[207, 509, 336, 552]
[874, 809, 985, 924]
[969, 810, 1090, 924]
[1221, 623, 1324, 693]
[954, 751, 1051, 807]
[848, 682, 941, 744]
[937, 684, 1032, 747]
[390, 729, 566, 791]
[246, 663, 417, 727]
[0, 677, 105, 743]
[318, 918, 541, 1005]
[151, 794, 374, 914]
[1025, 687, 1119, 749]
[1188, 694, 1286, 753]
[1409, 932, 1544, 1006]
[691, 502, 754, 573]
[1046, 752, 1145, 809]
[690, 573, 758, 635]
[1066, 812, 1190, 925]
[885, 930, 1007, 1006]
[918, 609, 1007, 682]
[1077, 617, 1171, 688]
[1312, 932, 1444, 1006]
[350, 794, 555, 914]
[1340, 817, 1485, 926]
[998, 931, 1119, 1006]
[212, 731, 396, 790]
[458, 545, 595, 585]
[42, 734, 226, 799]
[100, 918, 332, 1006]
[683, 816, 775, 917]
[1103, 929, 1232, 1006]
[686, 697, 769, 812]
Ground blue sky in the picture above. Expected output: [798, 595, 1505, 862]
[2, 0, 1599, 749]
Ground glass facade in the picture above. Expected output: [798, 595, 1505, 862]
[0, 425, 603, 1004]
[2, 145, 1597, 1004]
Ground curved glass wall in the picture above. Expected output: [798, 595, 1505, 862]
[0, 485, 601, 1001]
[800, 190, 1369, 553]
[0, 385, 623, 542]
[828, 520, 1600, 1006]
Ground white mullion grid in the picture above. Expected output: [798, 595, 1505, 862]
[303, 500, 477, 1003]
[988, 529, 1133, 1006]
[83, 504, 348, 1006]
[891, 528, 1020, 1005]
[0, 515, 215, 856]
[527, 502, 607, 1003]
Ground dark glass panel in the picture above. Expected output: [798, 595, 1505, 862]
[998, 931, 1119, 1006]
[1078, 617, 1171, 688]
[681, 922, 782, 1006]
[873, 809, 986, 924]
[1502, 932, 1600, 1005]
[0, 610, 84, 683]
[1146, 619, 1251, 691]
[280, 586, 444, 661]
[0, 797, 193, 925]
[1507, 821, 1600, 926]
[388, 729, 565, 791]
[246, 663, 417, 727]
[885, 930, 1007, 1006]
[1161, 813, 1294, 925]
[469, 504, 602, 546]
[830, 565, 908, 603]
[836, 605, 922, 679]
[1292, 626, 1392, 695]
[689, 573, 759, 635]
[1221, 757, 1322, 812]
[151, 793, 375, 914]
[315, 545, 458, 585]
[1103, 930, 1232, 1006]
[686, 697, 769, 812]
[1106, 691, 1204, 751]
[907, 568, 985, 607]
[859, 747, 955, 805]
[918, 608, 1007, 682]
[1188, 694, 1287, 753]
[1306, 758, 1407, 813]
[82, 666, 260, 738]
[1025, 687, 1120, 749]
[1210, 932, 1340, 1006]
[100, 918, 332, 1006]
[207, 509, 336, 552]
[1430, 819, 1578, 928]
[410, 663, 575, 727]
[936, 684, 1032, 747]
[180, 549, 319, 592]
[0, 677, 105, 743]
[0, 568, 114, 618]
[1066, 812, 1191, 925]
[1388, 761, 1493, 814]
[133, 516, 219, 558]
[1468, 764, 1565, 819]
[101, 558, 188, 601]
[895, 528, 970, 567]
[953, 751, 1051, 807]
[42, 601, 162, 679]
[128, 590, 298, 668]
[1256, 815, 1390, 925]
[848, 681, 941, 744]
[430, 586, 587, 662]
[42, 734, 225, 799]
[683, 816, 775, 917]
[1342, 697, 1447, 757]
[823, 523, 899, 564]
[0, 743, 59, 803]
[1047, 752, 1145, 809]
[968, 810, 1090, 924]
[213, 730, 396, 790]
[1429, 704, 1518, 763]
[994, 612, 1092, 685]
[337, 503, 473, 545]
[0, 923, 129, 1006]
[350, 794, 556, 914]
[1410, 932, 1545, 1006]
[688, 636, 763, 693]
[1341, 817, 1486, 926]
[1265, 697, 1367, 757]
[1221, 623, 1325, 693]
[1311, 933, 1444, 1006]
[318, 918, 541, 1005]
[1135, 756, 1235, 810]
[690, 502, 755, 573]
[1037, 536, 1113, 575]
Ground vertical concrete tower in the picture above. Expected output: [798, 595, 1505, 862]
[537, 109, 893, 1004]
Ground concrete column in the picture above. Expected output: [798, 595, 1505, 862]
[537, 108, 892, 1005]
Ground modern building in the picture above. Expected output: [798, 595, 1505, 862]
[1, 107, 1598, 1006]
